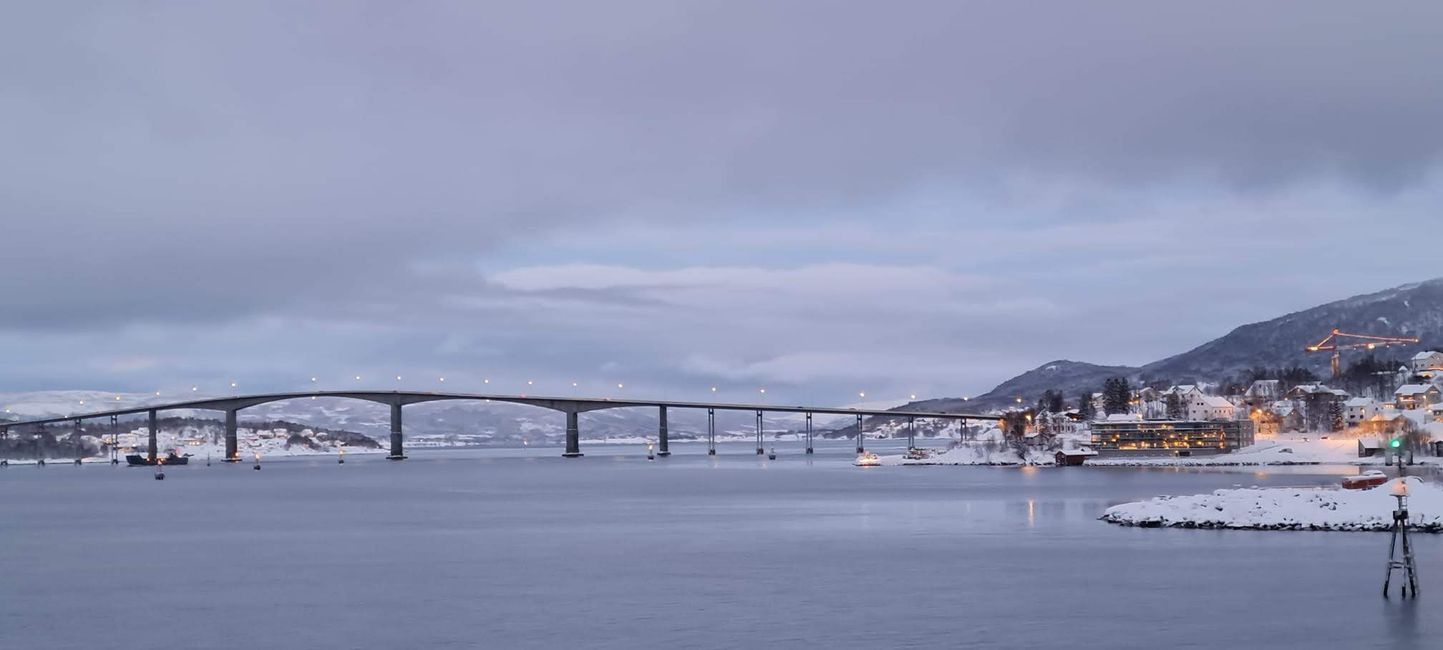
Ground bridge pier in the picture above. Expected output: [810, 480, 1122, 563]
[563, 410, 583, 458]
[224, 409, 239, 462]
[805, 412, 813, 454]
[657, 406, 670, 457]
[107, 416, 118, 465]
[147, 409, 158, 463]
[907, 416, 915, 449]
[755, 410, 764, 455]
[707, 408, 716, 456]
[387, 403, 406, 460]
[855, 413, 864, 454]
[73, 418, 83, 464]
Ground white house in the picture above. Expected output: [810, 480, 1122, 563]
[1395, 384, 1442, 410]
[1411, 351, 1443, 376]
[1243, 379, 1281, 404]
[1344, 397, 1379, 426]
[1187, 394, 1237, 421]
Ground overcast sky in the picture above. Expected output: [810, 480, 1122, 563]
[3, 1, 1442, 404]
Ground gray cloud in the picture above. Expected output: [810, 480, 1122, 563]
[2, 1, 1442, 400]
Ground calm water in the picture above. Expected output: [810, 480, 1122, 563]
[2, 441, 1439, 649]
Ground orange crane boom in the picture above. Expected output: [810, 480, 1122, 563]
[1305, 328, 1420, 378]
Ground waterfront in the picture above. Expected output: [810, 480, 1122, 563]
[2, 442, 1439, 649]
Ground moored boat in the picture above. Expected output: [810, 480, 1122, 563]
[126, 452, 190, 467]
[1341, 470, 1388, 490]
[853, 451, 881, 467]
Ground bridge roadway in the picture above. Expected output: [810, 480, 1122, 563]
[0, 390, 994, 462]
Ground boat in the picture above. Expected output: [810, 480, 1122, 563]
[853, 451, 881, 467]
[125, 452, 190, 467]
[1341, 469, 1389, 490]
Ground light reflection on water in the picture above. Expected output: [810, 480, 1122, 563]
[1, 442, 1439, 650]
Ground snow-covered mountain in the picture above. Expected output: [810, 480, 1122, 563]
[941, 277, 1443, 412]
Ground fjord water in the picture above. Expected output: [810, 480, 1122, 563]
[2, 442, 1438, 649]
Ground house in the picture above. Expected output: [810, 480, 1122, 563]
[1344, 397, 1379, 426]
[1394, 384, 1441, 410]
[1188, 394, 1236, 421]
[1243, 380, 1281, 406]
[1269, 402, 1305, 432]
[1411, 351, 1443, 376]
[1159, 385, 1236, 421]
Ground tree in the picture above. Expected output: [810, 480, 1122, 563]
[1077, 391, 1096, 421]
[1165, 393, 1185, 420]
[1103, 377, 1132, 415]
[1328, 399, 1345, 432]
[1035, 389, 1065, 415]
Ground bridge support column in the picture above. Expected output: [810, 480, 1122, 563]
[73, 419, 84, 463]
[805, 412, 813, 454]
[147, 409, 158, 463]
[855, 413, 864, 454]
[387, 403, 406, 460]
[563, 410, 583, 458]
[224, 409, 239, 462]
[657, 406, 670, 457]
[707, 408, 716, 456]
[110, 415, 119, 465]
[755, 410, 764, 455]
[907, 416, 915, 450]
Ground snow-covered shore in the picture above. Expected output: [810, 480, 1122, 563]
[1101, 476, 1443, 532]
[1088, 435, 1443, 467]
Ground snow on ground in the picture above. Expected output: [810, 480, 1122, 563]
[1101, 476, 1443, 532]
[878, 428, 1090, 466]
[1088, 433, 1443, 467]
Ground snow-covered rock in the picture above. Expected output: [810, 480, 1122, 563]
[1100, 477, 1443, 532]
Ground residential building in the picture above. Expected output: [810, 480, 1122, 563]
[1344, 397, 1379, 426]
[1091, 419, 1255, 456]
[1411, 351, 1443, 376]
[1394, 384, 1441, 410]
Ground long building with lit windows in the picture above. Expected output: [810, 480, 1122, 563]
[1090, 419, 1255, 456]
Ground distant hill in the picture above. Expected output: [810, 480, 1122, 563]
[899, 277, 1443, 416]
[1141, 278, 1443, 380]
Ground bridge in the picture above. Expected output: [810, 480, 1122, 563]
[0, 390, 993, 462]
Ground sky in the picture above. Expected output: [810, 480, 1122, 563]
[3, 1, 1443, 405]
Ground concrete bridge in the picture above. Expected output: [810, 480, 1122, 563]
[0, 390, 993, 462]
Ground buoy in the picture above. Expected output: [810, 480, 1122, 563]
[339, 448, 345, 464]
[154, 469, 165, 481]
[253, 453, 262, 471]
[768, 447, 777, 460]
[646, 442, 655, 461]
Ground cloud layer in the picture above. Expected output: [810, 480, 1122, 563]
[3, 1, 1442, 403]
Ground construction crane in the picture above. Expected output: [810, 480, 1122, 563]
[1306, 328, 1420, 378]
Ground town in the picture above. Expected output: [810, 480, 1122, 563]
[1001, 349, 1443, 463]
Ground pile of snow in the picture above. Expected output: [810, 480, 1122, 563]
[1101, 477, 1443, 532]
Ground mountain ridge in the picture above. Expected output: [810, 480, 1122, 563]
[956, 277, 1443, 412]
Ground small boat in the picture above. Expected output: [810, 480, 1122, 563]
[853, 451, 881, 467]
[1342, 470, 1389, 490]
[126, 452, 190, 467]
